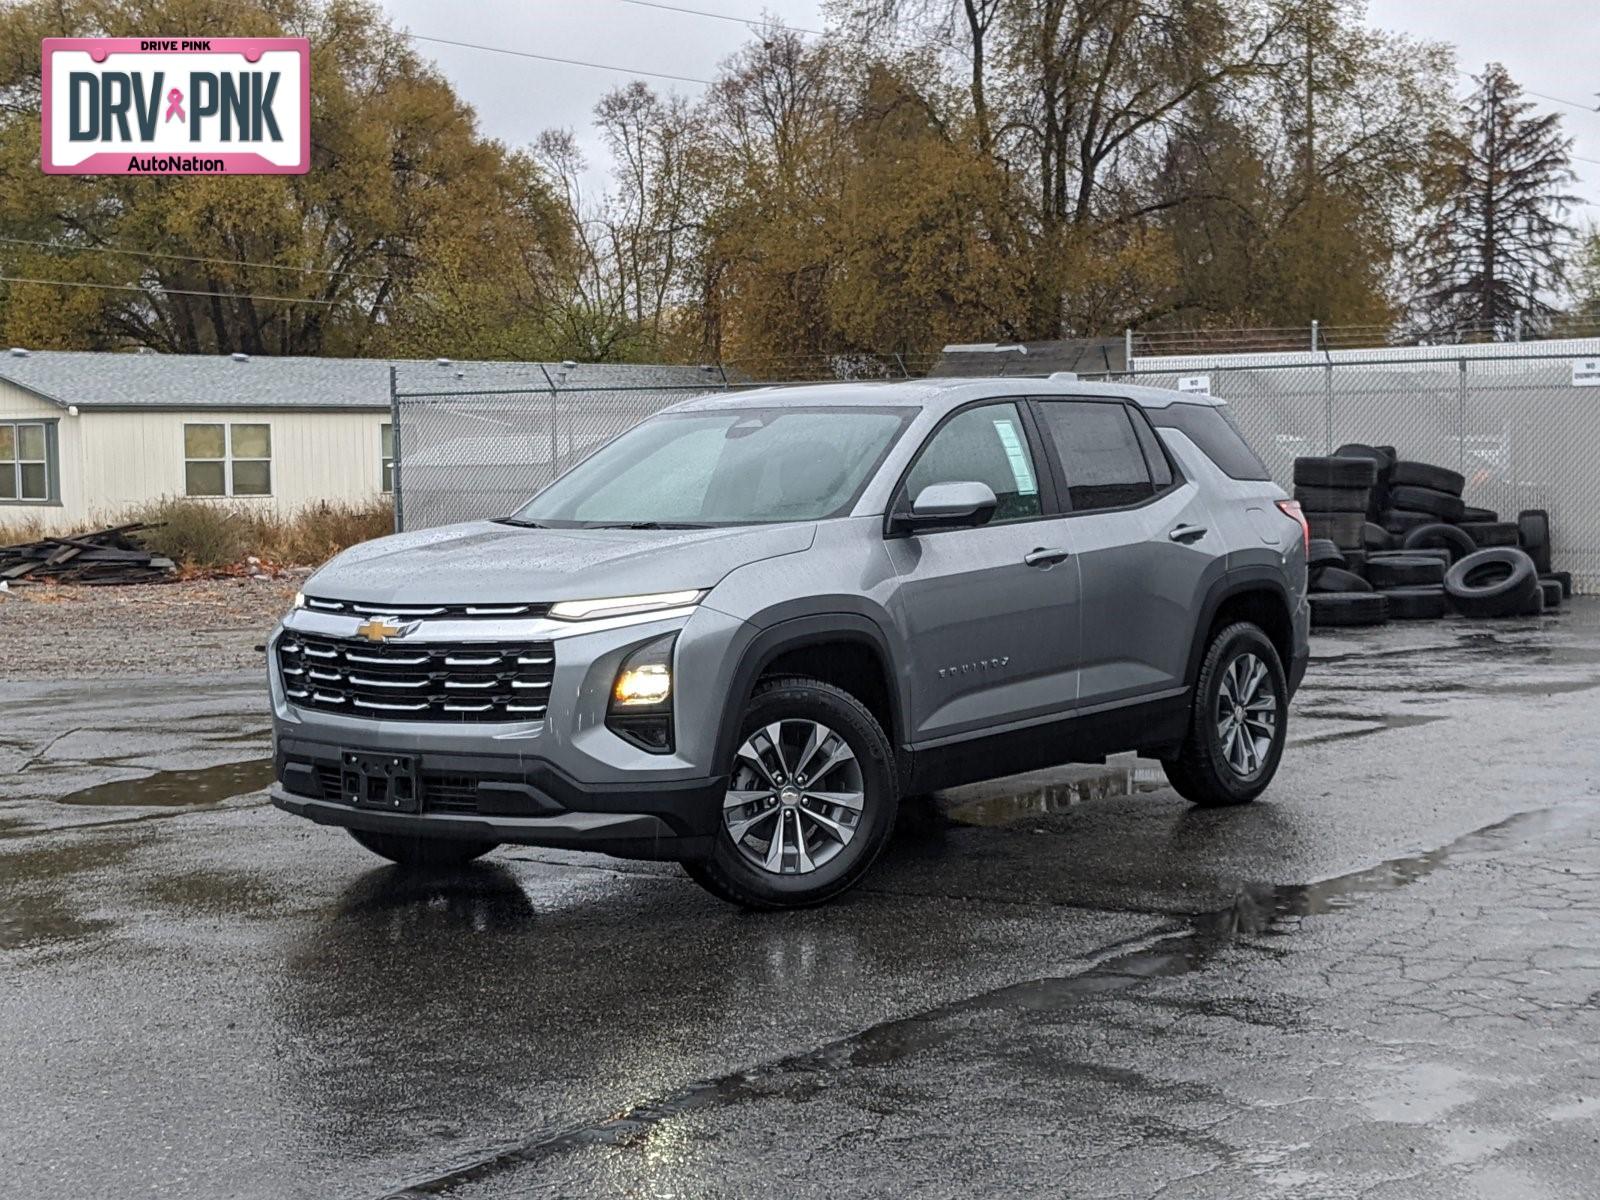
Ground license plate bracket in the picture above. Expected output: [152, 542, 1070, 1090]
[341, 750, 421, 813]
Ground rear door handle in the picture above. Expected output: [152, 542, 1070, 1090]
[1168, 524, 1208, 544]
[1024, 547, 1071, 567]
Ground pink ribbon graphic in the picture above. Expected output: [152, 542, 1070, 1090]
[164, 88, 185, 123]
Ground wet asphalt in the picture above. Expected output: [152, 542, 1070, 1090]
[4, 604, 1600, 1198]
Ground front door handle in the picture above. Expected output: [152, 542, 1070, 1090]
[1024, 547, 1071, 567]
[1168, 524, 1208, 544]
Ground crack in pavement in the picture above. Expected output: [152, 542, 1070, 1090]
[377, 803, 1578, 1199]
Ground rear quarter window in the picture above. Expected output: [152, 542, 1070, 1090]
[1150, 403, 1272, 481]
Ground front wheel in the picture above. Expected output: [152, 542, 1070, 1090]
[682, 676, 899, 909]
[347, 827, 498, 867]
[1161, 622, 1288, 807]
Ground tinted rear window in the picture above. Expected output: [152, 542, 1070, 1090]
[1150, 403, 1271, 481]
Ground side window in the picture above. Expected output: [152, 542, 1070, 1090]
[1129, 407, 1175, 489]
[1035, 401, 1155, 511]
[901, 402, 1042, 524]
[1149, 403, 1271, 481]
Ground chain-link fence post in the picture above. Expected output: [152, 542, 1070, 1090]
[389, 364, 403, 533]
[1457, 357, 1467, 474]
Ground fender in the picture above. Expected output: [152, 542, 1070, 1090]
[1184, 566, 1296, 690]
[710, 611, 905, 783]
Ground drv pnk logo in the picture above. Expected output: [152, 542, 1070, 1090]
[41, 37, 309, 175]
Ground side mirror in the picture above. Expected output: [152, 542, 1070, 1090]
[893, 481, 998, 533]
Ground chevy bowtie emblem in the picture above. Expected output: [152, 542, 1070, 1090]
[355, 617, 405, 642]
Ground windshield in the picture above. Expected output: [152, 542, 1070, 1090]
[512, 405, 915, 527]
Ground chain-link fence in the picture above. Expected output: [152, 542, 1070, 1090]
[1129, 346, 1600, 593]
[392, 346, 1600, 594]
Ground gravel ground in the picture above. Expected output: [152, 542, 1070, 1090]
[0, 576, 299, 678]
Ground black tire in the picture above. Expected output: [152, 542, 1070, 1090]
[1371, 547, 1451, 566]
[1387, 485, 1466, 522]
[1294, 485, 1371, 512]
[1390, 461, 1465, 496]
[1334, 443, 1395, 474]
[1309, 592, 1389, 627]
[1459, 521, 1519, 548]
[1540, 579, 1562, 609]
[1161, 622, 1287, 808]
[1444, 547, 1540, 618]
[1307, 537, 1344, 568]
[1382, 586, 1448, 620]
[1385, 509, 1435, 535]
[682, 676, 898, 909]
[1306, 511, 1365, 550]
[1402, 522, 1477, 562]
[1462, 505, 1498, 523]
[1362, 521, 1392, 550]
[1311, 566, 1371, 593]
[1294, 456, 1378, 488]
[1517, 509, 1552, 573]
[1367, 555, 1446, 588]
[1542, 570, 1573, 598]
[1521, 588, 1547, 617]
[346, 828, 498, 867]
[1342, 548, 1368, 577]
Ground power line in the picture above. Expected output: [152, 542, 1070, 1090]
[0, 236, 388, 282]
[396, 33, 714, 86]
[0, 276, 339, 305]
[615, 0, 826, 37]
[1452, 67, 1599, 116]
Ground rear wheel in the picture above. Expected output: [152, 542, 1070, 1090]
[347, 827, 497, 867]
[683, 677, 898, 909]
[1162, 623, 1288, 808]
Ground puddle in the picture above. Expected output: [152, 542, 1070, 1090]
[1291, 710, 1448, 746]
[943, 761, 1169, 826]
[56, 758, 274, 808]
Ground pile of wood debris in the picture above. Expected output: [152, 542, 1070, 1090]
[0, 523, 176, 586]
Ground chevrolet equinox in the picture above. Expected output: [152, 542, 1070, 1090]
[270, 377, 1310, 908]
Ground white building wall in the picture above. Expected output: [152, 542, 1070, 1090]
[0, 381, 390, 532]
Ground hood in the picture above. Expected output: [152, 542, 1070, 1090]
[305, 520, 818, 606]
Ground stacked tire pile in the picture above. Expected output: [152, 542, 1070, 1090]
[1295, 444, 1572, 630]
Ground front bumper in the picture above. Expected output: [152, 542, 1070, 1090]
[272, 735, 723, 860]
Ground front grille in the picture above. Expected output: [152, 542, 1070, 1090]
[303, 596, 552, 620]
[277, 634, 556, 722]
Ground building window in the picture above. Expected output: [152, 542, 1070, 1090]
[381, 423, 394, 493]
[185, 423, 272, 497]
[0, 420, 56, 504]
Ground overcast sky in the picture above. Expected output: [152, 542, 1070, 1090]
[377, 0, 1600, 226]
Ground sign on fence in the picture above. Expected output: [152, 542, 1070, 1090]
[1176, 374, 1211, 394]
[1573, 359, 1600, 387]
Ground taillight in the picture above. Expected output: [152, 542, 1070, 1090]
[1276, 499, 1310, 553]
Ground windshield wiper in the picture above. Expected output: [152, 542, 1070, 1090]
[588, 521, 710, 530]
[492, 517, 548, 528]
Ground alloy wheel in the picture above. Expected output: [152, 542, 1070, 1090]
[1214, 651, 1277, 779]
[723, 719, 866, 875]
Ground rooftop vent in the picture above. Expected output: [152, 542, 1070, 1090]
[8, 347, 28, 357]
[1049, 371, 1079, 381]
[230, 352, 250, 362]
[435, 357, 451, 366]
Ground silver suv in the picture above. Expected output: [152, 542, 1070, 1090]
[269, 377, 1309, 908]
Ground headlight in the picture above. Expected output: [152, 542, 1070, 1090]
[607, 634, 676, 752]
[549, 589, 703, 621]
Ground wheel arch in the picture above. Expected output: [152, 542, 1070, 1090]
[712, 613, 903, 778]
[1186, 570, 1297, 692]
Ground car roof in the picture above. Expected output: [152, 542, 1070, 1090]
[664, 375, 1224, 415]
